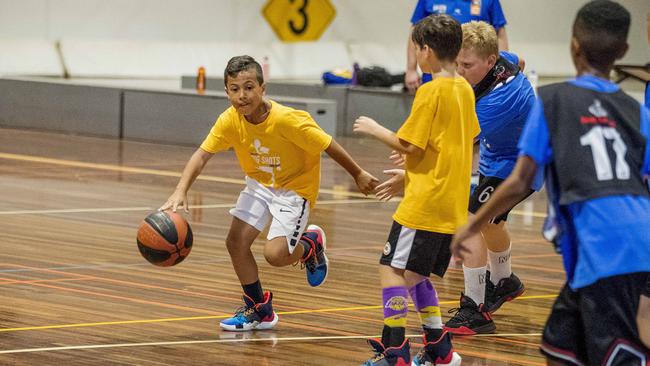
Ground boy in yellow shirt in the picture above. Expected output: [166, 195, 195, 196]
[354, 15, 479, 366]
[161, 55, 378, 331]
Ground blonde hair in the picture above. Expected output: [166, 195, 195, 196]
[461, 21, 498, 59]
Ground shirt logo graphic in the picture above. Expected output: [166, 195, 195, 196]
[432, 4, 447, 14]
[588, 99, 608, 118]
[251, 139, 281, 184]
[581, 99, 617, 127]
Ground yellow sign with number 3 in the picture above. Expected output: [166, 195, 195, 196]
[262, 0, 336, 42]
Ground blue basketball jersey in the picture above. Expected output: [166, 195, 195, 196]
[518, 74, 650, 289]
[411, 0, 507, 28]
[476, 51, 542, 190]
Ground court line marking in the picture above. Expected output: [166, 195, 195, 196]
[0, 151, 549, 218]
[0, 198, 381, 215]
[0, 152, 369, 198]
[0, 294, 557, 333]
[0, 332, 543, 355]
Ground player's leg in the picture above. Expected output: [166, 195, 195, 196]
[483, 220, 525, 313]
[445, 175, 498, 335]
[220, 216, 279, 331]
[473, 175, 528, 313]
[405, 231, 461, 365]
[262, 191, 329, 287]
[539, 284, 586, 365]
[638, 276, 650, 348]
[221, 180, 277, 331]
[362, 222, 411, 366]
[445, 219, 494, 335]
[576, 273, 650, 365]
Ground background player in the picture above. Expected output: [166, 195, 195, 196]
[354, 14, 478, 366]
[406, 0, 509, 91]
[452, 2, 650, 364]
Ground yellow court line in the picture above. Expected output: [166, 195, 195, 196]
[0, 332, 543, 354]
[0, 294, 557, 333]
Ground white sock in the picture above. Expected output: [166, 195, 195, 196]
[488, 243, 512, 285]
[462, 265, 487, 306]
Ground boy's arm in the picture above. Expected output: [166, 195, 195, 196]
[353, 116, 421, 155]
[451, 155, 538, 258]
[324, 139, 379, 195]
[160, 148, 213, 212]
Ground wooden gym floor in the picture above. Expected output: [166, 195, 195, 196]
[0, 127, 561, 365]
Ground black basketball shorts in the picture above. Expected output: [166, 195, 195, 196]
[468, 174, 534, 224]
[540, 272, 650, 365]
[380, 221, 452, 278]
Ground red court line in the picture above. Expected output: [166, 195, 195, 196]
[0, 277, 92, 285]
[512, 263, 566, 274]
[26, 281, 221, 315]
[4, 263, 385, 325]
[4, 263, 384, 328]
[492, 336, 541, 348]
[512, 253, 560, 259]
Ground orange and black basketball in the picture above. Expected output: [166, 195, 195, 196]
[136, 210, 193, 267]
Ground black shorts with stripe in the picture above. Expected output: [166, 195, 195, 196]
[379, 221, 452, 278]
[468, 174, 534, 224]
[540, 273, 650, 365]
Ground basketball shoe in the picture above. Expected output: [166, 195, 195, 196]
[219, 291, 278, 331]
[484, 270, 525, 313]
[362, 339, 411, 366]
[299, 224, 329, 287]
[444, 294, 495, 335]
[412, 331, 461, 366]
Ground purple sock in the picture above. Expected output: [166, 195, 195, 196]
[408, 279, 443, 334]
[381, 286, 409, 347]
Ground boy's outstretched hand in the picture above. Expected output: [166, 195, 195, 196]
[353, 116, 382, 136]
[159, 189, 189, 213]
[375, 169, 405, 201]
[389, 150, 406, 167]
[354, 170, 380, 196]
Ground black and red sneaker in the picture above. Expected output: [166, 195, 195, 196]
[443, 294, 496, 335]
[484, 271, 525, 313]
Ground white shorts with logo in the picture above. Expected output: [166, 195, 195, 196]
[229, 177, 310, 254]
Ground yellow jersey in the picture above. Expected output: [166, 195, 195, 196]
[200, 100, 333, 207]
[393, 77, 480, 233]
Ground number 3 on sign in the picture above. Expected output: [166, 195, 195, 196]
[263, 0, 336, 42]
[289, 0, 309, 35]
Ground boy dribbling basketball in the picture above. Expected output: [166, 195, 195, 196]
[161, 55, 378, 332]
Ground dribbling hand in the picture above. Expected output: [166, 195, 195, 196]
[159, 190, 189, 213]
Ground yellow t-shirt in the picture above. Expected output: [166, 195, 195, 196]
[393, 77, 480, 233]
[200, 100, 333, 207]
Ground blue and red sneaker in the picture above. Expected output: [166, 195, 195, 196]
[299, 224, 329, 287]
[219, 291, 278, 331]
[412, 331, 461, 366]
[362, 339, 411, 366]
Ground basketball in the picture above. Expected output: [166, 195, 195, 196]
[136, 210, 193, 267]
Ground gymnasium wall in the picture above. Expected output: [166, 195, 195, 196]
[0, 0, 648, 78]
